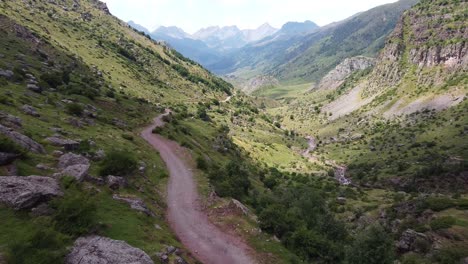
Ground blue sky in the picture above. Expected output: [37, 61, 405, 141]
[102, 0, 398, 34]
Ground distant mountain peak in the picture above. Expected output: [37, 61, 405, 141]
[127, 20, 150, 34]
[152, 26, 190, 39]
[279, 20, 319, 35]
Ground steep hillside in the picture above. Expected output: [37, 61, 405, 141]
[259, 1, 468, 262]
[211, 0, 418, 90]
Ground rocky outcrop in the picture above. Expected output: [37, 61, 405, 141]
[241, 75, 280, 94]
[0, 176, 63, 210]
[112, 194, 154, 217]
[396, 229, 431, 253]
[318, 56, 375, 90]
[0, 111, 22, 128]
[65, 236, 153, 264]
[0, 124, 45, 154]
[58, 153, 90, 169]
[55, 153, 90, 181]
[46, 136, 79, 151]
[106, 175, 128, 190]
[21, 104, 40, 117]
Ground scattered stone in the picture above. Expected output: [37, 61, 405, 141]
[57, 164, 90, 182]
[93, 149, 105, 161]
[112, 118, 127, 128]
[112, 194, 154, 217]
[154, 224, 162, 230]
[30, 203, 54, 217]
[26, 84, 42, 93]
[21, 104, 40, 117]
[0, 124, 46, 154]
[175, 256, 188, 264]
[337, 197, 347, 205]
[0, 69, 14, 79]
[0, 176, 63, 210]
[68, 118, 85, 128]
[230, 199, 250, 215]
[0, 111, 22, 127]
[166, 246, 176, 254]
[46, 136, 79, 151]
[65, 236, 153, 264]
[52, 150, 64, 157]
[396, 229, 430, 253]
[156, 253, 169, 264]
[0, 152, 20, 166]
[106, 175, 128, 190]
[58, 153, 90, 169]
[36, 164, 50, 170]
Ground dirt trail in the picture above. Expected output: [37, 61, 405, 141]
[141, 110, 256, 264]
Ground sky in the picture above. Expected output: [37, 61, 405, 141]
[101, 0, 398, 34]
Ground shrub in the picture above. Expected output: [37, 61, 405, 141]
[7, 226, 68, 264]
[0, 135, 24, 154]
[65, 103, 84, 116]
[121, 133, 134, 141]
[99, 149, 137, 176]
[196, 156, 208, 170]
[434, 246, 467, 264]
[51, 187, 97, 236]
[346, 224, 395, 264]
[424, 197, 454, 211]
[430, 216, 456, 231]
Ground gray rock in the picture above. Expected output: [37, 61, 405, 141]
[0, 124, 46, 154]
[0, 152, 20, 166]
[318, 56, 376, 90]
[0, 111, 22, 127]
[36, 164, 50, 170]
[26, 84, 42, 93]
[175, 256, 188, 264]
[58, 153, 90, 169]
[65, 236, 153, 264]
[52, 150, 64, 157]
[58, 164, 90, 182]
[230, 199, 250, 215]
[337, 197, 347, 205]
[46, 136, 79, 151]
[21, 104, 40, 117]
[0, 69, 14, 79]
[93, 149, 105, 161]
[86, 176, 105, 186]
[166, 246, 176, 254]
[106, 175, 128, 190]
[396, 229, 430, 253]
[112, 194, 154, 217]
[0, 176, 63, 210]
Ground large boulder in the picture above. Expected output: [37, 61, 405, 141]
[46, 136, 80, 151]
[65, 236, 153, 264]
[0, 176, 63, 210]
[0, 111, 22, 127]
[55, 153, 90, 181]
[396, 229, 430, 253]
[58, 153, 90, 169]
[21, 105, 40, 117]
[0, 124, 45, 154]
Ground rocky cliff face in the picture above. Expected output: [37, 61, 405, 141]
[318, 56, 375, 90]
[363, 0, 467, 97]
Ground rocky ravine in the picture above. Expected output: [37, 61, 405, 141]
[141, 111, 256, 264]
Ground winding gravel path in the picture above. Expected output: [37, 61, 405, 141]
[141, 110, 255, 264]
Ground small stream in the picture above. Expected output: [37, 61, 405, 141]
[303, 136, 352, 185]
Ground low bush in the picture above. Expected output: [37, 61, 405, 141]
[0, 135, 24, 154]
[430, 216, 456, 231]
[51, 187, 97, 236]
[121, 133, 134, 141]
[99, 149, 137, 176]
[65, 103, 84, 116]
